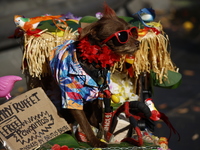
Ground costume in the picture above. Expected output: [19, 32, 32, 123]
[10, 6, 182, 149]
[50, 40, 111, 110]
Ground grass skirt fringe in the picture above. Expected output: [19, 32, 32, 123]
[22, 27, 78, 78]
[113, 31, 178, 84]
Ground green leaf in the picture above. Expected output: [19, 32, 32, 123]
[66, 21, 81, 31]
[39, 133, 160, 149]
[151, 70, 182, 89]
[118, 16, 145, 28]
[118, 16, 134, 23]
[37, 20, 80, 32]
[37, 20, 58, 31]
[79, 16, 98, 23]
[78, 142, 92, 148]
[111, 103, 122, 111]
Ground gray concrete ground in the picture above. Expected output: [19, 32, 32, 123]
[1, 0, 200, 150]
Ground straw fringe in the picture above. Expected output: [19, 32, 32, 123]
[22, 27, 78, 78]
[112, 31, 178, 84]
[22, 26, 177, 83]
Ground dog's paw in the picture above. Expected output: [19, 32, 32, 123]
[90, 139, 107, 148]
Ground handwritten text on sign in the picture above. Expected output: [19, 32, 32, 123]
[0, 88, 70, 150]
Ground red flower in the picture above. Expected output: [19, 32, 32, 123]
[77, 38, 120, 68]
[98, 46, 120, 68]
[51, 144, 74, 150]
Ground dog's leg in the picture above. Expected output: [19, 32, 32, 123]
[70, 109, 107, 148]
[83, 100, 103, 128]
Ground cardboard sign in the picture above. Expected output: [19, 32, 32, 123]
[0, 87, 70, 150]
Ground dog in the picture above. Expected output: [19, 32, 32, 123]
[48, 4, 139, 148]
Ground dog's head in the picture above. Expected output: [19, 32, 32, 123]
[79, 4, 139, 55]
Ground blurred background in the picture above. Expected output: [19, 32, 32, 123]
[0, 0, 200, 149]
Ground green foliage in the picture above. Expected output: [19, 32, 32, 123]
[151, 70, 182, 89]
[38, 133, 159, 149]
[79, 16, 98, 23]
[37, 20, 80, 32]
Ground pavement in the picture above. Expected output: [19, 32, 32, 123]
[1, 1, 200, 150]
[151, 3, 200, 149]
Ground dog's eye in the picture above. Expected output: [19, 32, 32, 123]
[117, 31, 129, 43]
[112, 36, 124, 46]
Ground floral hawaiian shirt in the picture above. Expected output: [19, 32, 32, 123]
[50, 40, 110, 110]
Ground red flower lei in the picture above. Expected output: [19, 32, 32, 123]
[77, 38, 120, 68]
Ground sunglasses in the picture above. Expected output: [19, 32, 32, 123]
[101, 27, 138, 45]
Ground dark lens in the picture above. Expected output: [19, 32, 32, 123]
[112, 36, 124, 46]
[117, 31, 129, 43]
[130, 28, 138, 38]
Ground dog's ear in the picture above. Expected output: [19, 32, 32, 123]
[79, 22, 98, 40]
[102, 3, 117, 19]
[79, 4, 117, 40]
